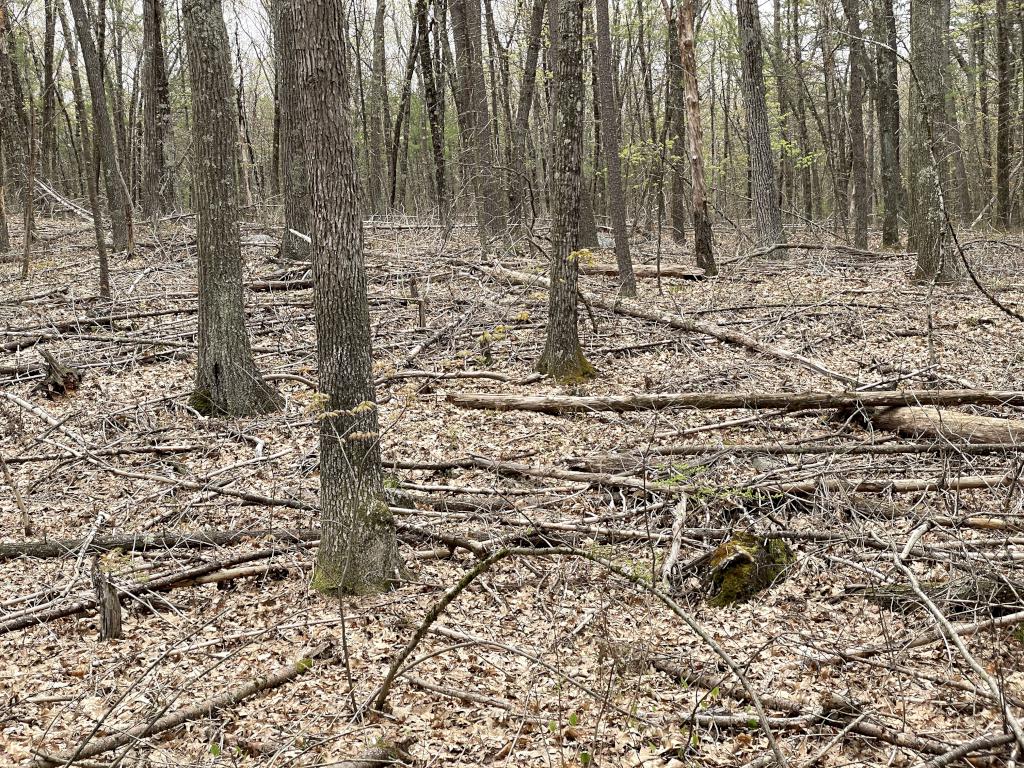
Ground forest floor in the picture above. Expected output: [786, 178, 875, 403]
[2, 213, 1024, 768]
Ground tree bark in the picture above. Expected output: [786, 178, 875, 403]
[40, 0, 56, 180]
[593, 0, 636, 296]
[873, 0, 901, 246]
[271, 0, 311, 259]
[183, 0, 281, 417]
[736, 0, 784, 247]
[677, 0, 717, 276]
[417, 0, 449, 218]
[995, 0, 1011, 226]
[843, 0, 868, 249]
[536, 0, 594, 382]
[508, 0, 545, 232]
[293, 0, 403, 593]
[871, 406, 1024, 445]
[450, 0, 507, 248]
[666, 13, 688, 244]
[66, 0, 134, 254]
[908, 0, 960, 282]
[142, 0, 174, 215]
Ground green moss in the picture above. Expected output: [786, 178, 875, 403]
[705, 532, 793, 607]
[189, 388, 216, 415]
[536, 349, 597, 384]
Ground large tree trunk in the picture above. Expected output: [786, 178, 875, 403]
[450, 0, 507, 249]
[293, 0, 403, 594]
[873, 0, 901, 246]
[593, 0, 636, 296]
[66, 0, 134, 254]
[0, 0, 27, 183]
[367, 0, 389, 214]
[908, 0, 960, 283]
[142, 0, 174, 215]
[666, 13, 687, 245]
[677, 0, 716, 276]
[536, 0, 593, 383]
[843, 0, 868, 249]
[736, 0, 784, 247]
[183, 0, 281, 417]
[871, 406, 1024, 445]
[271, 0, 311, 259]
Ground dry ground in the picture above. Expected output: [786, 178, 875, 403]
[2, 213, 1024, 767]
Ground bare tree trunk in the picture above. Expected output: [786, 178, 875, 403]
[666, 12, 687, 244]
[0, 0, 26, 183]
[142, 0, 174, 215]
[59, 1, 108, 297]
[450, 0, 507, 248]
[271, 0, 310, 259]
[593, 0, 635, 296]
[183, 0, 281, 416]
[537, 0, 594, 383]
[677, 0, 716, 276]
[843, 0, 868, 248]
[293, 0, 403, 594]
[873, 0, 901, 246]
[367, 0, 389, 213]
[21, 101, 34, 281]
[0, 138, 8, 254]
[40, 0, 56, 180]
[417, 0, 449, 218]
[995, 0, 1011, 226]
[908, 0, 960, 283]
[508, 0, 545, 232]
[736, 0, 784, 246]
[66, 0, 134, 254]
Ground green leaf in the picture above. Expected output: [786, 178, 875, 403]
[569, 713, 579, 726]
[209, 743, 222, 757]
[580, 752, 592, 765]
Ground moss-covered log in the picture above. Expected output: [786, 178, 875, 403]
[703, 532, 793, 606]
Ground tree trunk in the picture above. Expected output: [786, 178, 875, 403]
[908, 0, 960, 283]
[873, 0, 901, 246]
[368, 0, 389, 213]
[59, 1, 108, 298]
[0, 137, 8, 254]
[293, 0, 403, 593]
[508, 0, 545, 232]
[183, 0, 281, 417]
[666, 13, 687, 244]
[450, 0, 507, 248]
[66, 0, 134, 254]
[843, 0, 868, 249]
[417, 0, 449, 218]
[995, 0, 1010, 226]
[593, 0, 636, 296]
[677, 0, 716, 276]
[40, 0, 56, 180]
[271, 0, 311, 259]
[536, 0, 593, 383]
[736, 0, 784, 247]
[142, 0, 174, 215]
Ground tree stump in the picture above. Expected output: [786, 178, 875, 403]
[702, 532, 793, 607]
[36, 349, 82, 399]
[91, 561, 122, 640]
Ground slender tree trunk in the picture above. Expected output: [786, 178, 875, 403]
[736, 0, 784, 246]
[508, 0, 545, 232]
[592, 0, 635, 295]
[183, 0, 282, 416]
[368, 0, 388, 213]
[21, 101, 34, 281]
[59, 1, 108, 297]
[66, 0, 134, 254]
[843, 0, 868, 248]
[142, 0, 174, 215]
[873, 0, 901, 245]
[293, 0, 403, 594]
[0, 0, 27, 183]
[40, 0, 56, 180]
[908, 0, 960, 282]
[0, 136, 9, 254]
[271, 0, 311, 258]
[417, 0, 449, 218]
[677, 0, 717, 276]
[666, 12, 687, 244]
[450, 0, 507, 248]
[537, 0, 593, 383]
[995, 0, 1010, 226]
[389, 14, 420, 209]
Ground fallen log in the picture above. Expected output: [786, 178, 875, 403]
[446, 388, 1024, 415]
[479, 264, 858, 385]
[33, 643, 334, 765]
[871, 406, 1024, 444]
[580, 263, 705, 279]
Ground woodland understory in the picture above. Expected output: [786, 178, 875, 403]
[2, 212, 1024, 767]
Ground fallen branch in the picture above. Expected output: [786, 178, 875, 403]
[445, 388, 1024, 415]
[33, 643, 334, 765]
[872, 405, 1024, 444]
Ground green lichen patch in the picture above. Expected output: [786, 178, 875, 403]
[703, 532, 793, 607]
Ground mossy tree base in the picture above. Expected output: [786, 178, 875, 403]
[312, 496, 405, 596]
[535, 347, 596, 384]
[703, 532, 793, 607]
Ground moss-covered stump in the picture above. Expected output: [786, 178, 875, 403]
[703, 532, 794, 607]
